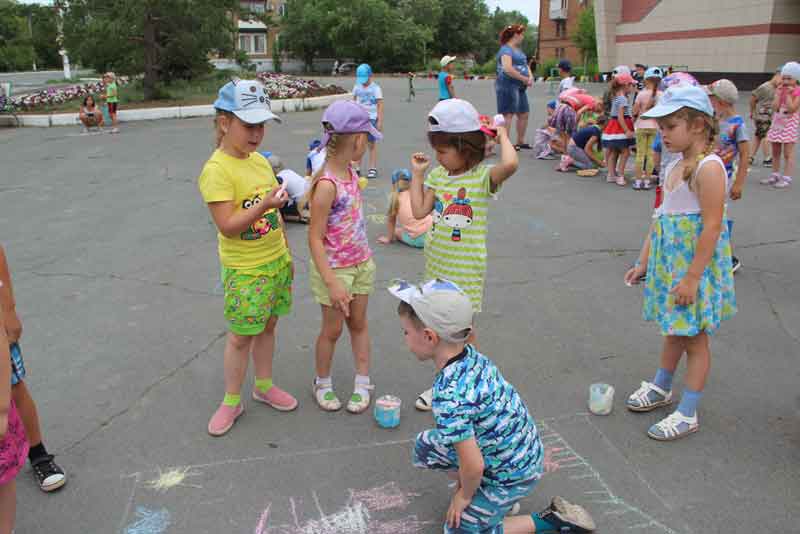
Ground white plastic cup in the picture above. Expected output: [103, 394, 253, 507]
[588, 383, 615, 415]
[374, 395, 401, 428]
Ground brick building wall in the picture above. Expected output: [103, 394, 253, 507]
[537, 0, 592, 70]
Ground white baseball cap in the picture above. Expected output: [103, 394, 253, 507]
[440, 55, 457, 68]
[388, 279, 473, 343]
[213, 79, 282, 124]
[428, 99, 481, 133]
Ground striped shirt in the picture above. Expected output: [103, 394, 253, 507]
[424, 164, 494, 312]
[433, 345, 544, 485]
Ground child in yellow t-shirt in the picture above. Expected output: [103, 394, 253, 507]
[198, 80, 297, 437]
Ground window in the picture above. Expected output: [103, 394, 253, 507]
[555, 47, 565, 58]
[555, 20, 567, 38]
[253, 34, 266, 53]
[278, 2, 286, 16]
[561, 0, 568, 8]
[238, 34, 252, 53]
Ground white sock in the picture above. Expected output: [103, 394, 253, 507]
[354, 374, 371, 397]
[315, 376, 333, 395]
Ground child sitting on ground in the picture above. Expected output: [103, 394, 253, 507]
[306, 139, 326, 177]
[389, 278, 596, 534]
[378, 169, 432, 248]
[559, 116, 607, 173]
[266, 155, 311, 223]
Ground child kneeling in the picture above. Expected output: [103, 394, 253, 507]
[389, 279, 595, 534]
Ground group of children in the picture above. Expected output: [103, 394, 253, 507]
[544, 61, 799, 196]
[193, 76, 599, 533]
[78, 72, 120, 134]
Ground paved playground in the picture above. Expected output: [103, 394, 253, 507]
[0, 76, 798, 533]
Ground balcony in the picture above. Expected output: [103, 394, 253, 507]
[549, 2, 567, 20]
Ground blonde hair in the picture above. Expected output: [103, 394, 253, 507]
[213, 110, 235, 148]
[664, 107, 718, 189]
[387, 178, 410, 217]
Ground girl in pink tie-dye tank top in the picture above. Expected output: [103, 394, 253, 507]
[308, 100, 382, 416]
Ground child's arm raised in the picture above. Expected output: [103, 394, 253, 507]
[0, 245, 21, 343]
[207, 187, 288, 239]
[671, 161, 726, 306]
[447, 438, 485, 529]
[308, 181, 353, 316]
[410, 153, 435, 219]
[489, 125, 519, 192]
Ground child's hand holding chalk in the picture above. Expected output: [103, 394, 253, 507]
[493, 114, 506, 127]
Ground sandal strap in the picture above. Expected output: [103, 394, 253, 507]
[629, 381, 668, 406]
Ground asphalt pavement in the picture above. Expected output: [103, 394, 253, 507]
[0, 75, 798, 533]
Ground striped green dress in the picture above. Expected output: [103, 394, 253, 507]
[425, 164, 494, 312]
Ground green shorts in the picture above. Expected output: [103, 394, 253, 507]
[222, 254, 293, 336]
[309, 257, 376, 306]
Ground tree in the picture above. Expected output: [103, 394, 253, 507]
[281, 0, 337, 71]
[23, 4, 61, 70]
[63, 0, 237, 100]
[0, 0, 35, 72]
[572, 4, 597, 66]
[431, 0, 489, 58]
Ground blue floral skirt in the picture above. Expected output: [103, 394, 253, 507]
[643, 214, 736, 336]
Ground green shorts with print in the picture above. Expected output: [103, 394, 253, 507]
[222, 254, 293, 336]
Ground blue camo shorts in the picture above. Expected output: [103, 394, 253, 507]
[10, 343, 26, 386]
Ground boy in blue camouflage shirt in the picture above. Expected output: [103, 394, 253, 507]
[390, 279, 595, 533]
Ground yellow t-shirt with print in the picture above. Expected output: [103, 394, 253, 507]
[198, 150, 287, 269]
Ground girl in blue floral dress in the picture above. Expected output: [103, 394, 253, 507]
[623, 85, 736, 441]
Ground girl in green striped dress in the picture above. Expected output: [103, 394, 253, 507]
[409, 98, 520, 410]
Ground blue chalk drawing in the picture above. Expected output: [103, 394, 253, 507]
[124, 506, 171, 534]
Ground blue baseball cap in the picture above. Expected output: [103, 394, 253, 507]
[356, 64, 373, 85]
[644, 66, 663, 79]
[547, 99, 557, 110]
[391, 168, 411, 184]
[558, 59, 572, 71]
[642, 84, 713, 119]
[308, 139, 322, 151]
[213, 79, 281, 124]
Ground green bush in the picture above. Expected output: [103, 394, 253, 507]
[537, 58, 558, 79]
[470, 58, 496, 76]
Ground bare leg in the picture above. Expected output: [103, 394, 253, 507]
[251, 316, 279, 381]
[617, 147, 630, 178]
[606, 149, 619, 178]
[751, 136, 763, 160]
[660, 335, 686, 374]
[223, 332, 253, 396]
[503, 515, 536, 532]
[0, 480, 16, 534]
[12, 381, 43, 447]
[516, 112, 530, 145]
[684, 333, 711, 392]
[315, 304, 345, 378]
[782, 142, 795, 177]
[760, 137, 770, 159]
[771, 142, 782, 174]
[368, 141, 378, 171]
[345, 295, 370, 376]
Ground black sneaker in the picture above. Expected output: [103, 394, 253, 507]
[763, 158, 772, 166]
[537, 496, 596, 533]
[731, 256, 741, 274]
[31, 454, 67, 492]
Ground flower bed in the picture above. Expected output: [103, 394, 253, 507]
[11, 77, 131, 111]
[256, 73, 346, 99]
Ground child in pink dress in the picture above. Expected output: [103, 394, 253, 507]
[763, 61, 800, 189]
[1, 292, 29, 534]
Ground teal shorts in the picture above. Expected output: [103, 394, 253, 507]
[222, 255, 293, 336]
[400, 232, 426, 248]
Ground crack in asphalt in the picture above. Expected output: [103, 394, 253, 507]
[63, 330, 227, 454]
[755, 273, 799, 345]
[28, 270, 216, 297]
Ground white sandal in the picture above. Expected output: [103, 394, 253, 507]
[346, 383, 374, 414]
[313, 380, 341, 411]
[626, 381, 672, 412]
[648, 411, 699, 441]
[415, 388, 433, 411]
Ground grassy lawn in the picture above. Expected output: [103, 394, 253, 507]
[20, 71, 255, 114]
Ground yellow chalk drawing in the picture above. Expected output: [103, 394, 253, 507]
[146, 466, 202, 492]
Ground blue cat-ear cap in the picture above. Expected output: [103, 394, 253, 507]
[391, 168, 411, 184]
[214, 79, 281, 124]
[641, 84, 713, 119]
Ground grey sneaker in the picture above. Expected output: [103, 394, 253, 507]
[648, 410, 699, 441]
[537, 496, 596, 532]
[626, 381, 672, 412]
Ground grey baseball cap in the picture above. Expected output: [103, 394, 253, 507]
[388, 279, 473, 343]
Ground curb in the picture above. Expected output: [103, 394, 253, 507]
[12, 93, 351, 128]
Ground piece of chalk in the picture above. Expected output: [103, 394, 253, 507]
[493, 114, 506, 126]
